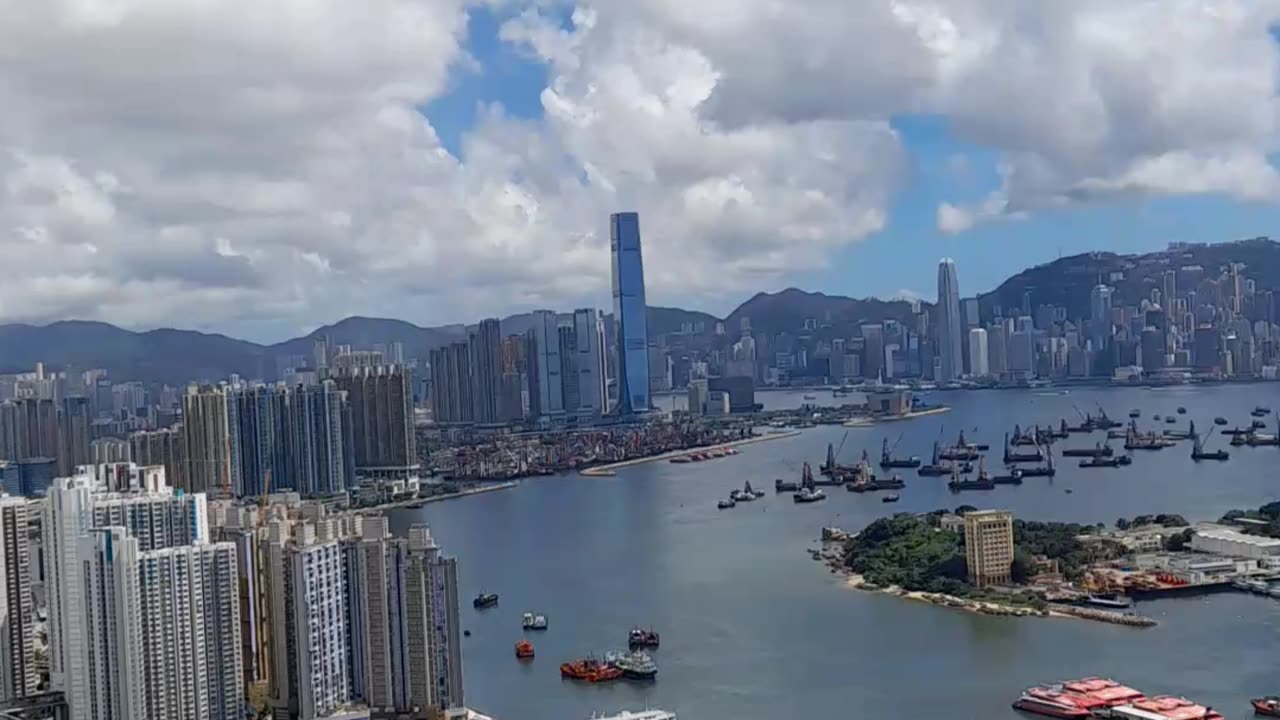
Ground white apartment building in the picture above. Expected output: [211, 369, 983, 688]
[0, 495, 36, 700]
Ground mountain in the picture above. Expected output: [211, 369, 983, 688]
[725, 288, 920, 336]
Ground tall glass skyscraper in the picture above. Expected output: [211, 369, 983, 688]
[936, 258, 963, 381]
[610, 212, 651, 414]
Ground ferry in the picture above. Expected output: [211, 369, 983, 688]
[1013, 678, 1145, 718]
[1099, 695, 1223, 719]
[1252, 696, 1280, 717]
[473, 592, 499, 609]
[515, 640, 535, 659]
[522, 612, 548, 630]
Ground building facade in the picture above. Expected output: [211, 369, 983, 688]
[181, 386, 232, 496]
[333, 366, 418, 480]
[469, 319, 503, 425]
[936, 258, 964, 382]
[0, 496, 35, 700]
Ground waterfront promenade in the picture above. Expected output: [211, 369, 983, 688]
[579, 430, 802, 476]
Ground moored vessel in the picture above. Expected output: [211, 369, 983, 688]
[628, 627, 660, 648]
[522, 612, 548, 630]
[793, 487, 827, 503]
[561, 657, 623, 683]
[515, 639, 535, 659]
[473, 592, 499, 609]
[605, 650, 658, 680]
[717, 498, 735, 510]
[881, 493, 900, 503]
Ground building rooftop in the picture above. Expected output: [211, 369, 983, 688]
[1194, 524, 1280, 549]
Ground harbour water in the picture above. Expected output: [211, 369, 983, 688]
[390, 385, 1280, 720]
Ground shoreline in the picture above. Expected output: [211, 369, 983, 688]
[579, 431, 803, 476]
[843, 406, 951, 427]
[835, 568, 1155, 627]
[357, 480, 520, 513]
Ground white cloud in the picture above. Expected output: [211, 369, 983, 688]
[2, 0, 1280, 339]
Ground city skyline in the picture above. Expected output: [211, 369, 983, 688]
[4, 4, 1280, 341]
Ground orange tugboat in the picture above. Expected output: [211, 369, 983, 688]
[514, 640, 534, 659]
[560, 657, 623, 683]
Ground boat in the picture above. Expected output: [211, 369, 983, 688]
[1191, 433, 1229, 461]
[1254, 406, 1271, 417]
[1129, 410, 1141, 418]
[774, 478, 798, 492]
[628, 627, 660, 648]
[668, 455, 691, 464]
[561, 658, 623, 683]
[993, 468, 1024, 485]
[1253, 697, 1280, 717]
[1165, 416, 1177, 424]
[746, 481, 764, 498]
[793, 487, 827, 503]
[1079, 455, 1131, 468]
[879, 437, 921, 468]
[717, 498, 736, 509]
[473, 592, 499, 609]
[948, 465, 994, 492]
[586, 711, 676, 720]
[1105, 695, 1223, 720]
[1013, 692, 1092, 718]
[881, 493, 900, 503]
[1214, 417, 1229, 425]
[464, 630, 471, 637]
[1083, 593, 1133, 609]
[1062, 442, 1112, 458]
[1064, 488, 1073, 494]
[1013, 678, 1146, 719]
[802, 394, 817, 400]
[1005, 433, 1044, 463]
[522, 612, 548, 630]
[1253, 419, 1268, 430]
[1177, 407, 1187, 415]
[515, 640, 535, 659]
[1153, 414, 1162, 421]
[605, 650, 658, 680]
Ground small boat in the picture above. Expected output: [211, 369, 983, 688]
[793, 487, 827, 503]
[522, 612, 548, 630]
[669, 455, 692, 464]
[1153, 414, 1162, 421]
[628, 627, 660, 648]
[561, 658, 622, 682]
[1176, 407, 1187, 415]
[474, 592, 499, 609]
[1254, 419, 1268, 430]
[464, 630, 471, 637]
[774, 478, 798, 492]
[1064, 488, 1073, 494]
[515, 640, 535, 659]
[1254, 406, 1271, 417]
[717, 498, 736, 510]
[1253, 697, 1280, 717]
[802, 394, 817, 400]
[1129, 410, 1141, 418]
[606, 650, 658, 680]
[729, 489, 755, 502]
[1214, 416, 1229, 425]
[881, 493, 900, 503]
[1165, 416, 1177, 424]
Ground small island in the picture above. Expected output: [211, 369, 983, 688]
[820, 508, 1208, 626]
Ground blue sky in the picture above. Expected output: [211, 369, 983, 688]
[422, 5, 1280, 309]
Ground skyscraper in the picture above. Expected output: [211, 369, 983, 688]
[182, 386, 232, 496]
[430, 342, 473, 425]
[0, 496, 35, 700]
[610, 212, 651, 414]
[469, 319, 502, 424]
[936, 258, 963, 382]
[333, 365, 418, 480]
[967, 328, 989, 377]
[0, 398, 57, 462]
[558, 325, 579, 413]
[530, 311, 563, 418]
[129, 427, 186, 490]
[572, 309, 607, 417]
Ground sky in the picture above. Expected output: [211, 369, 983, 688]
[4, 1, 1280, 343]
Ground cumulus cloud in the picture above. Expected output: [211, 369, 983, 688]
[3, 0, 1280, 339]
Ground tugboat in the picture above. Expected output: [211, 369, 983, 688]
[879, 437, 921, 468]
[522, 612, 549, 630]
[515, 640, 535, 659]
[561, 657, 623, 682]
[628, 627, 660, 648]
[474, 592, 499, 609]
[1252, 696, 1280, 717]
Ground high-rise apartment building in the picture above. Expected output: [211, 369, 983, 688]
[610, 212, 651, 414]
[430, 343, 473, 425]
[963, 510, 1014, 588]
[405, 525, 463, 713]
[57, 396, 91, 476]
[498, 335, 527, 422]
[130, 427, 186, 490]
[936, 258, 963, 382]
[333, 365, 418, 480]
[182, 386, 232, 496]
[469, 319, 502, 425]
[0, 496, 35, 700]
[557, 325, 579, 413]
[285, 382, 354, 497]
[90, 437, 131, 465]
[0, 398, 57, 462]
